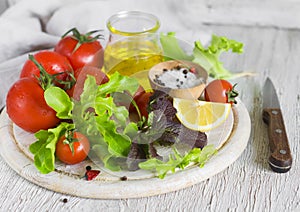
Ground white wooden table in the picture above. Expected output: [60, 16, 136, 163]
[0, 1, 299, 211]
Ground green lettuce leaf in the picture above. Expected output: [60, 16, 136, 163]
[72, 76, 100, 139]
[139, 145, 217, 179]
[94, 106, 131, 157]
[160, 32, 251, 79]
[30, 122, 74, 174]
[160, 32, 193, 61]
[44, 87, 73, 119]
[74, 74, 140, 168]
[97, 72, 139, 97]
[92, 142, 122, 172]
[193, 34, 244, 79]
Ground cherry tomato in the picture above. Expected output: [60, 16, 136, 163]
[67, 66, 109, 101]
[135, 92, 153, 118]
[6, 78, 60, 133]
[20, 51, 73, 87]
[129, 85, 146, 112]
[204, 79, 238, 104]
[54, 28, 104, 70]
[56, 131, 90, 165]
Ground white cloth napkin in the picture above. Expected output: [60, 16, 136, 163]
[0, 0, 211, 108]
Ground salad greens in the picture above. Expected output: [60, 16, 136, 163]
[30, 73, 140, 173]
[29, 72, 217, 178]
[160, 32, 251, 79]
[139, 145, 217, 179]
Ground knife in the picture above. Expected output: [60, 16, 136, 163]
[262, 77, 292, 173]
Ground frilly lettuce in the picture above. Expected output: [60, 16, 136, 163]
[139, 145, 217, 179]
[160, 32, 253, 79]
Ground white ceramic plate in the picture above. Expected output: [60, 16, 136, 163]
[0, 98, 250, 199]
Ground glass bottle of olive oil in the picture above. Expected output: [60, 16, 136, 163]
[104, 37, 163, 76]
[104, 11, 163, 86]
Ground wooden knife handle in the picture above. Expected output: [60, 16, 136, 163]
[262, 108, 292, 173]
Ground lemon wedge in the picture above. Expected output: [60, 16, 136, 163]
[173, 98, 232, 132]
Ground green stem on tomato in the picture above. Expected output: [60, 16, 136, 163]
[226, 83, 239, 104]
[61, 27, 103, 53]
[29, 54, 55, 90]
[28, 54, 76, 90]
[62, 129, 79, 155]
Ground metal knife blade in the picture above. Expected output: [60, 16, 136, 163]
[262, 77, 292, 173]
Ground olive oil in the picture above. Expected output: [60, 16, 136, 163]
[104, 40, 163, 76]
[105, 11, 162, 89]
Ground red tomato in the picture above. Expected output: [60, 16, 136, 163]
[6, 78, 60, 133]
[20, 51, 73, 87]
[67, 66, 109, 101]
[56, 132, 90, 165]
[135, 92, 153, 118]
[204, 79, 238, 104]
[54, 28, 104, 70]
[129, 85, 146, 112]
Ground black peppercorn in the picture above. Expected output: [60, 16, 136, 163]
[120, 176, 128, 181]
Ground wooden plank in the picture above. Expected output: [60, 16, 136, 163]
[171, 0, 300, 29]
